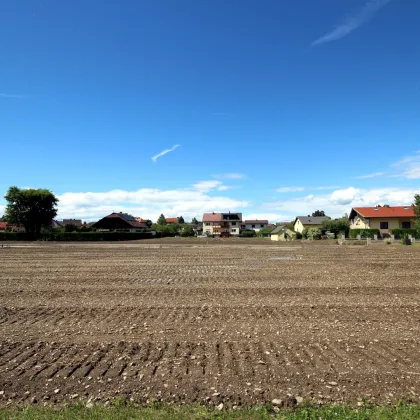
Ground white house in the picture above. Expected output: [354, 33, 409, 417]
[202, 212, 242, 236]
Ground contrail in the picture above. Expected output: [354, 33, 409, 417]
[151, 144, 180, 162]
[312, 0, 394, 46]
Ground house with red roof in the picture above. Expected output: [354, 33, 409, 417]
[349, 206, 415, 234]
[165, 217, 180, 224]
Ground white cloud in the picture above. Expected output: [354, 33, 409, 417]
[265, 186, 418, 218]
[244, 213, 292, 223]
[276, 187, 305, 193]
[217, 185, 232, 191]
[214, 173, 246, 180]
[54, 181, 249, 222]
[0, 204, 5, 216]
[312, 0, 394, 46]
[393, 152, 420, 179]
[276, 186, 339, 193]
[151, 144, 179, 162]
[354, 172, 384, 179]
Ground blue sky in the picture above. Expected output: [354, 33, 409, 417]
[1, 0, 419, 222]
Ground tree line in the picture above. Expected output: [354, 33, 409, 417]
[2, 186, 420, 239]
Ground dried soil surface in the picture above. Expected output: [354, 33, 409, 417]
[1, 240, 420, 406]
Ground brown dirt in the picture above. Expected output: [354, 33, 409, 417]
[1, 240, 420, 406]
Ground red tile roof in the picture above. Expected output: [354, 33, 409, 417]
[354, 206, 415, 218]
[0, 222, 7, 230]
[165, 218, 179, 223]
[203, 213, 222, 222]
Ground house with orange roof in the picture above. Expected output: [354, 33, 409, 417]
[349, 206, 415, 234]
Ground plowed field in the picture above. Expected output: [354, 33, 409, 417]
[1, 240, 420, 406]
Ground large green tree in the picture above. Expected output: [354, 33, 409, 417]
[191, 217, 198, 224]
[178, 216, 185, 224]
[413, 194, 420, 232]
[5, 187, 58, 238]
[312, 210, 326, 217]
[157, 214, 167, 225]
[321, 217, 349, 239]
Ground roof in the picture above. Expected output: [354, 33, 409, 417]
[294, 216, 330, 225]
[203, 213, 222, 222]
[352, 206, 415, 219]
[62, 219, 83, 227]
[271, 225, 296, 234]
[0, 222, 7, 230]
[95, 213, 149, 229]
[136, 217, 147, 223]
[165, 217, 179, 223]
[245, 220, 269, 225]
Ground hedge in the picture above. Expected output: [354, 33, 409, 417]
[390, 228, 419, 239]
[349, 229, 380, 239]
[0, 232, 153, 241]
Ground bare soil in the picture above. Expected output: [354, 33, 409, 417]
[1, 240, 420, 406]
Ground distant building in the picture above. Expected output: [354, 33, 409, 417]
[203, 212, 242, 237]
[349, 206, 415, 234]
[165, 217, 180, 224]
[61, 219, 83, 227]
[92, 212, 150, 232]
[293, 216, 329, 233]
[241, 220, 269, 233]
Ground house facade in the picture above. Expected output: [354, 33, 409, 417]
[241, 220, 269, 233]
[203, 212, 242, 236]
[349, 206, 415, 234]
[92, 212, 150, 232]
[293, 216, 329, 233]
[270, 225, 296, 241]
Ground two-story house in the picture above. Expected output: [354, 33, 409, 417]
[241, 220, 269, 233]
[203, 212, 242, 237]
[349, 206, 415, 234]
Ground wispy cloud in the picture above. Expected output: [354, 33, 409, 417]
[0, 93, 26, 99]
[354, 172, 384, 179]
[392, 151, 420, 179]
[276, 187, 306, 193]
[276, 186, 339, 193]
[151, 144, 179, 163]
[215, 173, 246, 180]
[312, 0, 394, 46]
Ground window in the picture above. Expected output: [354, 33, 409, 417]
[205, 222, 210, 226]
[232, 222, 236, 226]
[402, 222, 411, 229]
[231, 228, 236, 232]
[252, 224, 255, 228]
[260, 224, 265, 228]
[380, 221, 389, 229]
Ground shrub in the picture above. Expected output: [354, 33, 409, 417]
[384, 238, 392, 245]
[349, 229, 380, 239]
[296, 232, 303, 239]
[240, 230, 256, 238]
[391, 228, 417, 239]
[306, 227, 321, 240]
[401, 233, 412, 246]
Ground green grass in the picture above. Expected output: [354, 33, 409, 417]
[2, 403, 420, 420]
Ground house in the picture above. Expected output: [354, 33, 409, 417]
[187, 222, 203, 236]
[349, 206, 415, 234]
[165, 217, 180, 224]
[0, 221, 23, 232]
[61, 219, 83, 228]
[50, 220, 64, 229]
[92, 212, 150, 232]
[241, 220, 269, 233]
[203, 212, 242, 237]
[270, 225, 297, 241]
[293, 216, 329, 233]
[0, 222, 7, 232]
